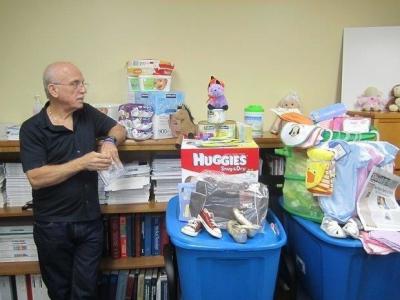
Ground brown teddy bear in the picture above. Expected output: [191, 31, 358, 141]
[387, 84, 400, 112]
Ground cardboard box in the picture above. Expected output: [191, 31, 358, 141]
[180, 139, 259, 183]
[134, 91, 184, 139]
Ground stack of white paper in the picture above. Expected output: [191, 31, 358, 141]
[0, 225, 38, 262]
[100, 162, 151, 204]
[5, 163, 32, 207]
[98, 177, 107, 204]
[152, 157, 181, 202]
[6, 124, 20, 140]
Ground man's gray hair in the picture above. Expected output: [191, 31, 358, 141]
[43, 64, 55, 99]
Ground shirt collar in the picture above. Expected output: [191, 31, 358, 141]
[38, 101, 51, 129]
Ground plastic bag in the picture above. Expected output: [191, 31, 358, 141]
[178, 175, 269, 229]
[275, 147, 324, 223]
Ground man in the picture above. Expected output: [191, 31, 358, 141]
[19, 62, 126, 299]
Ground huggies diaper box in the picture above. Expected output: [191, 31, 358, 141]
[180, 139, 259, 183]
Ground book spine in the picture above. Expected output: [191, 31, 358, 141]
[159, 216, 169, 256]
[144, 214, 152, 256]
[120, 215, 127, 258]
[126, 214, 132, 257]
[135, 214, 142, 257]
[151, 215, 161, 256]
[25, 275, 33, 300]
[110, 215, 121, 259]
[102, 215, 109, 257]
[130, 214, 135, 257]
[124, 270, 135, 300]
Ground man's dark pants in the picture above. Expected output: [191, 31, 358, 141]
[33, 219, 103, 300]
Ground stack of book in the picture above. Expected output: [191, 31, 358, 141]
[0, 224, 37, 262]
[4, 163, 31, 207]
[152, 157, 181, 202]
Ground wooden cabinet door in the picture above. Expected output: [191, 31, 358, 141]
[373, 118, 400, 173]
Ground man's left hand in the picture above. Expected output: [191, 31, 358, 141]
[100, 141, 122, 167]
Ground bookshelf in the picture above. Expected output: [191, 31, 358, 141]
[0, 133, 282, 275]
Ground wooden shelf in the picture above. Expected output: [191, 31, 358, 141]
[101, 256, 165, 271]
[0, 140, 19, 153]
[347, 110, 400, 119]
[0, 206, 33, 218]
[0, 256, 165, 275]
[0, 134, 282, 153]
[0, 202, 168, 218]
[0, 261, 40, 275]
[100, 202, 167, 214]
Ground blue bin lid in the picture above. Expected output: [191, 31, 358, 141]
[166, 195, 287, 251]
[291, 214, 362, 248]
[278, 196, 362, 248]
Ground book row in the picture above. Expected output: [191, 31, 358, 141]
[0, 267, 168, 300]
[100, 268, 168, 300]
[103, 213, 169, 259]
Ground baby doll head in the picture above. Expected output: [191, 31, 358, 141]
[277, 91, 301, 110]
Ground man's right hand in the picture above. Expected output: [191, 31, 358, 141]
[80, 151, 112, 171]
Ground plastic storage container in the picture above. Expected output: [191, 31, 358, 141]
[244, 104, 264, 137]
[283, 209, 400, 300]
[166, 195, 286, 300]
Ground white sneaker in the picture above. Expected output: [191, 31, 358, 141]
[342, 218, 359, 239]
[181, 218, 202, 237]
[320, 216, 347, 238]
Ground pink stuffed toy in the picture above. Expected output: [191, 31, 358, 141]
[356, 87, 387, 111]
[207, 76, 228, 110]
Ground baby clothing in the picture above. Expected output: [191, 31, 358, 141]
[363, 141, 399, 172]
[353, 142, 385, 202]
[319, 140, 370, 223]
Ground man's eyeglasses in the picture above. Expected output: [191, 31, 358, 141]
[50, 80, 89, 90]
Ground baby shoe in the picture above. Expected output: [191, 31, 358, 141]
[320, 216, 347, 238]
[181, 218, 202, 237]
[233, 208, 261, 238]
[342, 218, 360, 239]
[198, 208, 222, 238]
[227, 220, 248, 244]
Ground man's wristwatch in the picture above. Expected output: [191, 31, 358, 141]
[102, 135, 117, 145]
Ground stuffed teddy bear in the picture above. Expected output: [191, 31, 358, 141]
[269, 91, 302, 134]
[170, 104, 197, 148]
[207, 76, 228, 110]
[387, 84, 400, 112]
[356, 86, 387, 111]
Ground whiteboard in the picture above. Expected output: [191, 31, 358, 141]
[341, 26, 400, 110]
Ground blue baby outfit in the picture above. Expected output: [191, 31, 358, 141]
[319, 140, 370, 223]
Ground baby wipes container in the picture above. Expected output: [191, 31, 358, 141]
[244, 105, 264, 137]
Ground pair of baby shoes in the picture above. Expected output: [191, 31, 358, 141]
[227, 208, 261, 243]
[181, 208, 222, 239]
[320, 216, 362, 239]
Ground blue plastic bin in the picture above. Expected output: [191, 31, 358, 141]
[284, 211, 400, 300]
[166, 195, 286, 300]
